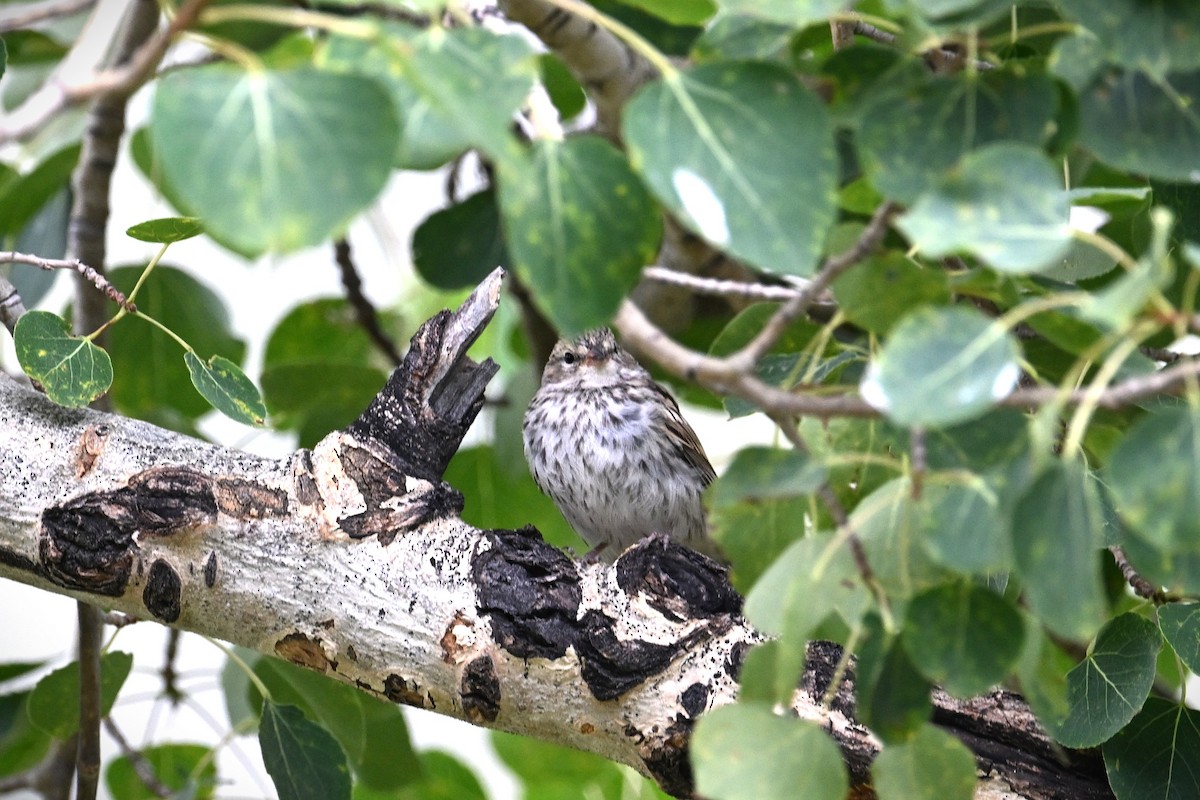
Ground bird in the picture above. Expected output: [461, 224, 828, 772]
[522, 328, 719, 562]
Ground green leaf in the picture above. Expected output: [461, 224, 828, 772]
[1015, 622, 1074, 737]
[1103, 698, 1200, 800]
[1158, 603, 1200, 674]
[254, 657, 419, 791]
[185, 352, 267, 426]
[918, 480, 1010, 573]
[856, 615, 933, 742]
[14, 310, 113, 407]
[832, 253, 951, 335]
[125, 216, 203, 243]
[692, 703, 848, 800]
[710, 447, 827, 509]
[1107, 407, 1200, 553]
[150, 65, 398, 256]
[1077, 69, 1200, 183]
[260, 297, 394, 444]
[498, 135, 661, 335]
[714, 0, 850, 27]
[446, 446, 582, 553]
[538, 53, 586, 121]
[897, 143, 1072, 273]
[860, 306, 1021, 428]
[1078, 207, 1175, 330]
[744, 534, 869, 700]
[871, 724, 976, 800]
[412, 190, 508, 290]
[491, 729, 631, 797]
[858, 71, 1058, 204]
[260, 701, 351, 800]
[901, 582, 1024, 698]
[1053, 613, 1160, 748]
[1057, 0, 1200, 77]
[619, 0, 715, 25]
[624, 61, 837, 276]
[27, 652, 133, 739]
[0, 144, 80, 237]
[262, 364, 386, 447]
[107, 266, 246, 423]
[711, 495, 813, 591]
[1011, 460, 1107, 641]
[854, 478, 954, 598]
[401, 26, 535, 163]
[105, 743, 216, 800]
[0, 691, 52, 776]
[690, 15, 796, 62]
[378, 750, 487, 800]
[319, 25, 475, 170]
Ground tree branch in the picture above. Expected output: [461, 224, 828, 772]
[0, 0, 96, 33]
[0, 0, 211, 144]
[333, 237, 403, 365]
[0, 252, 135, 312]
[499, 0, 655, 140]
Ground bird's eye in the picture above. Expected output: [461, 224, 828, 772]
[562, 351, 578, 366]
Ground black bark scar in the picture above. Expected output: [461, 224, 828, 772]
[473, 528, 582, 660]
[461, 655, 501, 723]
[143, 559, 182, 622]
[475, 531, 739, 699]
[40, 466, 216, 596]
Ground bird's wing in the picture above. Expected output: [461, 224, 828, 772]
[653, 382, 717, 486]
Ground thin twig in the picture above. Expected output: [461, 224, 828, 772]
[616, 294, 1200, 422]
[99, 611, 140, 627]
[162, 629, 183, 704]
[853, 19, 897, 45]
[0, 0, 211, 143]
[731, 201, 897, 372]
[103, 718, 173, 799]
[76, 604, 103, 800]
[0, 0, 96, 32]
[641, 266, 808, 302]
[1109, 546, 1167, 604]
[333, 238, 403, 365]
[1, 252, 135, 311]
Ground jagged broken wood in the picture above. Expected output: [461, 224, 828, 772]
[0, 268, 1111, 798]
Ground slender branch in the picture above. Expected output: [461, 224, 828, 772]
[99, 611, 141, 627]
[102, 719, 173, 799]
[0, 252, 135, 311]
[76, 604, 103, 800]
[1109, 546, 1167, 604]
[162, 629, 183, 704]
[852, 19, 897, 45]
[642, 266, 807, 302]
[0, 0, 96, 32]
[731, 201, 897, 372]
[0, 275, 28, 334]
[616, 294, 1200, 422]
[333, 238, 403, 366]
[0, 0, 211, 144]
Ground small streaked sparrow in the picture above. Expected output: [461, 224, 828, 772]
[522, 328, 718, 561]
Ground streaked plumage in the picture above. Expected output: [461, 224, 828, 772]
[522, 328, 718, 561]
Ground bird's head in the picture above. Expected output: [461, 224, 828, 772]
[541, 328, 643, 388]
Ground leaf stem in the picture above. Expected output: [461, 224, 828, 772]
[199, 3, 380, 39]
